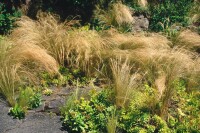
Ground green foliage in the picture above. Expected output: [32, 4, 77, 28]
[17, 87, 34, 110]
[90, 18, 111, 31]
[61, 89, 114, 132]
[60, 87, 79, 115]
[8, 104, 25, 119]
[40, 67, 90, 87]
[17, 87, 42, 110]
[29, 93, 42, 109]
[149, 0, 194, 32]
[61, 80, 199, 132]
[169, 79, 200, 132]
[0, 3, 21, 35]
[118, 108, 171, 133]
[61, 88, 171, 133]
[107, 107, 117, 133]
[8, 87, 42, 119]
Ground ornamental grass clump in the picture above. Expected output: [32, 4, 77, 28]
[110, 58, 139, 107]
[12, 12, 107, 75]
[94, 2, 134, 31]
[0, 38, 58, 106]
[175, 30, 200, 52]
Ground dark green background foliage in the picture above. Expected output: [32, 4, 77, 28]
[149, 0, 194, 31]
[28, 0, 109, 23]
[0, 3, 21, 35]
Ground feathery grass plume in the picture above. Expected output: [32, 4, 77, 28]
[94, 2, 134, 30]
[66, 29, 107, 74]
[110, 58, 139, 107]
[130, 47, 198, 118]
[12, 13, 106, 75]
[0, 38, 58, 106]
[190, 0, 200, 25]
[104, 30, 199, 118]
[176, 30, 200, 52]
[186, 56, 200, 91]
[11, 13, 70, 66]
[103, 29, 171, 50]
[101, 30, 170, 80]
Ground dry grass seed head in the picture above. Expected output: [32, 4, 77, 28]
[12, 13, 71, 66]
[0, 39, 58, 106]
[110, 58, 139, 107]
[111, 2, 134, 26]
[66, 29, 107, 74]
[103, 30, 170, 50]
[12, 13, 105, 75]
[94, 2, 134, 27]
[176, 30, 200, 51]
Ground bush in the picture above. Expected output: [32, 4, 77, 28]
[61, 90, 114, 132]
[0, 3, 21, 34]
[169, 79, 200, 132]
[8, 104, 25, 119]
[149, 0, 194, 32]
[61, 88, 172, 133]
[17, 87, 42, 110]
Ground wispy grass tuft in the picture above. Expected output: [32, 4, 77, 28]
[0, 38, 58, 106]
[175, 30, 200, 52]
[94, 2, 134, 31]
[110, 58, 139, 107]
[12, 13, 106, 75]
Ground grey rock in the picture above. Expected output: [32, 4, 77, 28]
[133, 15, 149, 32]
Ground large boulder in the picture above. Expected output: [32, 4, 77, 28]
[132, 15, 149, 32]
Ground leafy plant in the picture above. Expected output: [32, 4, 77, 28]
[8, 104, 25, 119]
[169, 79, 200, 132]
[17, 87, 35, 110]
[0, 3, 21, 34]
[17, 87, 42, 110]
[29, 93, 42, 109]
[149, 0, 194, 32]
[40, 67, 90, 87]
[61, 89, 114, 132]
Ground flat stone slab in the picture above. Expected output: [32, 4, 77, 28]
[0, 101, 66, 133]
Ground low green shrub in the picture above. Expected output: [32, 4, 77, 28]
[17, 87, 42, 110]
[29, 93, 42, 109]
[8, 104, 25, 119]
[169, 79, 200, 132]
[61, 88, 171, 133]
[61, 89, 114, 132]
[40, 66, 90, 87]
[149, 0, 194, 32]
[8, 87, 42, 119]
[0, 3, 21, 34]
